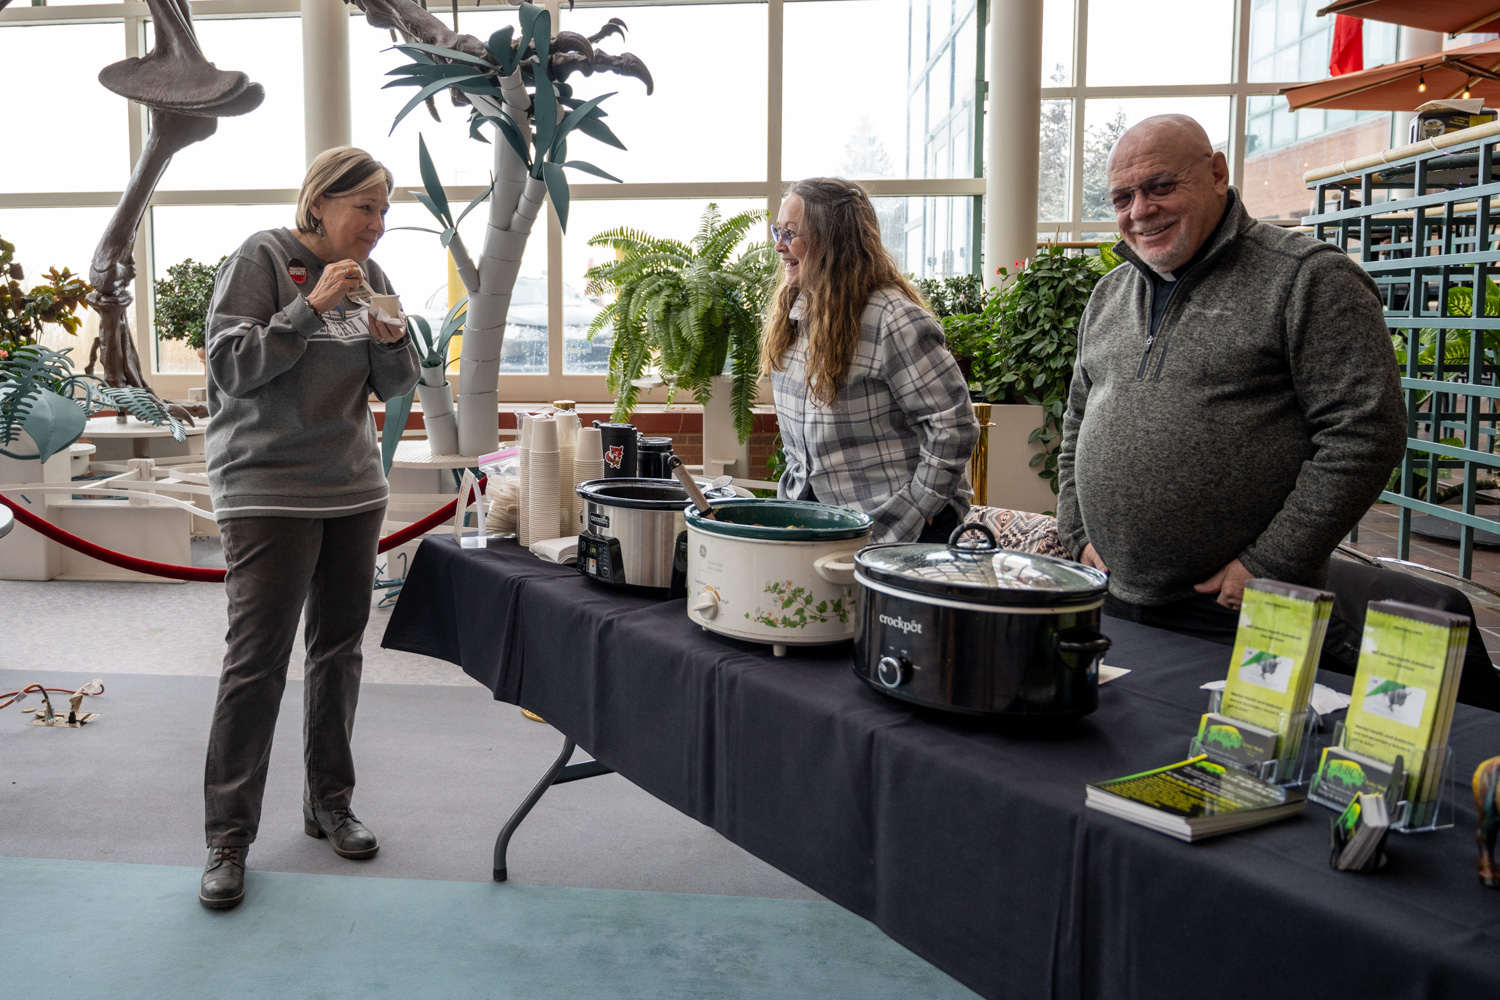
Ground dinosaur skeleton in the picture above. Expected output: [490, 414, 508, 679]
[88, 0, 264, 420]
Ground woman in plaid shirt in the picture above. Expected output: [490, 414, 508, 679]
[762, 178, 979, 543]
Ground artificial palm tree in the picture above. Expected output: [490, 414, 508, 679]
[584, 204, 777, 444]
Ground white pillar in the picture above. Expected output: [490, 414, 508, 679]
[984, 0, 1044, 289]
[1392, 28, 1443, 147]
[302, 0, 352, 164]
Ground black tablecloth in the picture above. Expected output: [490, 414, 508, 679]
[383, 537, 1500, 1000]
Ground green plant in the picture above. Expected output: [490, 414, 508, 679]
[406, 297, 468, 371]
[967, 244, 1126, 493]
[0, 343, 184, 462]
[151, 256, 224, 352]
[0, 237, 93, 352]
[912, 273, 986, 320]
[584, 204, 778, 443]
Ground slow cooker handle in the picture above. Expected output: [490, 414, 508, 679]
[1054, 629, 1112, 662]
[813, 550, 861, 585]
[947, 520, 998, 551]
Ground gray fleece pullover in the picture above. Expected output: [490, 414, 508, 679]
[1056, 189, 1405, 605]
[204, 228, 419, 520]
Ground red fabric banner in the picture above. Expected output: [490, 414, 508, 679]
[1329, 14, 1364, 77]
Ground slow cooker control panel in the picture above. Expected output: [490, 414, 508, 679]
[576, 533, 625, 584]
[876, 655, 911, 689]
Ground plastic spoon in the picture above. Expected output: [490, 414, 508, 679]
[669, 456, 715, 518]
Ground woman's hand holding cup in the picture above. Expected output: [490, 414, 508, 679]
[306, 259, 366, 314]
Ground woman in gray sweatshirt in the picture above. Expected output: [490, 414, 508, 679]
[197, 147, 419, 910]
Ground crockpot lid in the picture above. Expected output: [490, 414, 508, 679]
[685, 499, 872, 541]
[577, 478, 735, 510]
[854, 521, 1107, 606]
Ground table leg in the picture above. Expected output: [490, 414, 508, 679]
[493, 731, 614, 881]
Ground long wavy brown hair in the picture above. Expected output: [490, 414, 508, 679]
[761, 178, 924, 406]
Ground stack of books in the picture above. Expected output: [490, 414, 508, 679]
[1085, 756, 1306, 842]
[1313, 600, 1467, 826]
[1196, 580, 1334, 771]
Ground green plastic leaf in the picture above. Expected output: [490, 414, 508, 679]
[554, 92, 616, 151]
[441, 227, 457, 247]
[542, 161, 570, 232]
[572, 109, 626, 150]
[406, 313, 435, 361]
[388, 73, 487, 135]
[562, 160, 623, 183]
[19, 386, 87, 463]
[381, 389, 416, 476]
[533, 76, 558, 167]
[481, 113, 532, 170]
[455, 175, 497, 229]
[485, 26, 517, 74]
[410, 191, 447, 227]
[391, 42, 496, 71]
[417, 135, 453, 227]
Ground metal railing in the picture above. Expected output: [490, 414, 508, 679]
[1305, 123, 1500, 577]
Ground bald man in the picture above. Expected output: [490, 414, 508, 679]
[1056, 115, 1405, 643]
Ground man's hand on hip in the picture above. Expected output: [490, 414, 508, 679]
[1194, 558, 1252, 609]
[1079, 543, 1109, 572]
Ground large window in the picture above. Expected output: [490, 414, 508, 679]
[1, 0, 979, 401]
[1038, 0, 1401, 233]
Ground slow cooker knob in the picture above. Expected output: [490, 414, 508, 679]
[877, 656, 909, 689]
[691, 590, 720, 620]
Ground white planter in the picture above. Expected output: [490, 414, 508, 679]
[983, 403, 1057, 517]
[700, 374, 751, 478]
[417, 377, 460, 458]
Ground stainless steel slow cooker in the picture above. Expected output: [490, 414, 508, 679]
[685, 499, 873, 656]
[852, 522, 1110, 719]
[575, 478, 736, 595]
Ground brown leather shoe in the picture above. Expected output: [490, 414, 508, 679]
[199, 845, 247, 909]
[304, 805, 379, 859]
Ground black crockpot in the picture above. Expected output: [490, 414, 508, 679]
[852, 521, 1111, 720]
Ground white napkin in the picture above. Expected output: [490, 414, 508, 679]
[529, 535, 579, 565]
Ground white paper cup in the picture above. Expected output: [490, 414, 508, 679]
[530, 417, 559, 453]
[576, 427, 603, 465]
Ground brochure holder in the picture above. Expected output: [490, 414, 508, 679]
[1188, 689, 1318, 787]
[453, 470, 486, 549]
[1309, 720, 1454, 833]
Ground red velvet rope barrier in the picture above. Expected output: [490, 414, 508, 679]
[0, 475, 486, 584]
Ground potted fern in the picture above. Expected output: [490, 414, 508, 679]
[584, 204, 778, 444]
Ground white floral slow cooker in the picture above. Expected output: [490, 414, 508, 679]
[684, 500, 874, 656]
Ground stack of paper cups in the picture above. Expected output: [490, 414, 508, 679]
[528, 416, 560, 544]
[516, 414, 533, 547]
[574, 426, 605, 508]
[556, 411, 581, 536]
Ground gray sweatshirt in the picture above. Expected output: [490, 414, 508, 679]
[1056, 190, 1405, 604]
[204, 228, 419, 520]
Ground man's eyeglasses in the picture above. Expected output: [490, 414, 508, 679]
[771, 224, 803, 245]
[1104, 153, 1210, 213]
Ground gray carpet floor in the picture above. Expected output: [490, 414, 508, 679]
[0, 545, 818, 898]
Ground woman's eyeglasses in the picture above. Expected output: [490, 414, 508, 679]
[1104, 153, 1210, 213]
[771, 224, 803, 245]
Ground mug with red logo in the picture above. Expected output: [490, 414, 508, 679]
[593, 421, 638, 478]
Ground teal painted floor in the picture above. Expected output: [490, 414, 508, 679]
[0, 856, 980, 1000]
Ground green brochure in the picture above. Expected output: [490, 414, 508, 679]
[1218, 580, 1333, 762]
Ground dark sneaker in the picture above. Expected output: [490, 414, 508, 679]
[199, 846, 247, 910]
[304, 805, 379, 859]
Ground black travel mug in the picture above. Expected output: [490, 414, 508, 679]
[593, 421, 639, 478]
[637, 437, 675, 478]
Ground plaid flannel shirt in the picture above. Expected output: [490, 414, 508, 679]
[773, 288, 978, 543]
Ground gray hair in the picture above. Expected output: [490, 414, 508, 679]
[295, 147, 394, 234]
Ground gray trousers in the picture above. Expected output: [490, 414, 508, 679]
[203, 507, 384, 847]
